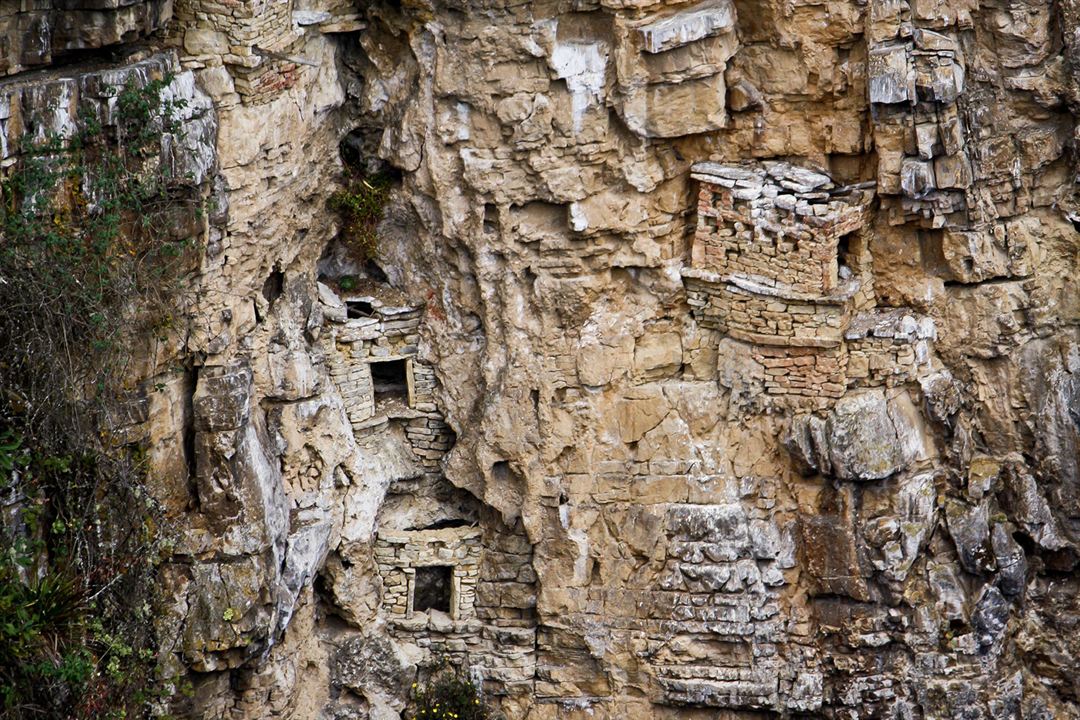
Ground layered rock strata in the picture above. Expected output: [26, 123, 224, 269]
[2, 0, 1080, 718]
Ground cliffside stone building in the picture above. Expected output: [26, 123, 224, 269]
[683, 161, 935, 408]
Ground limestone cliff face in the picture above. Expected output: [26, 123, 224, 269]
[4, 0, 1080, 717]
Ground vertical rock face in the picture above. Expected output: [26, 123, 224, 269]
[6, 0, 1080, 717]
[0, 0, 173, 76]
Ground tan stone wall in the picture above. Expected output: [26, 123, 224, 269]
[686, 277, 850, 346]
[375, 527, 483, 620]
[692, 179, 866, 297]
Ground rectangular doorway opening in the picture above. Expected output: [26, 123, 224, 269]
[413, 565, 453, 614]
[370, 358, 409, 406]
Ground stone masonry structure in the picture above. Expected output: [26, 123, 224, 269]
[321, 278, 453, 470]
[684, 161, 935, 408]
[374, 525, 482, 620]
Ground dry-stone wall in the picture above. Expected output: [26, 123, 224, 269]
[3, 0, 1080, 718]
[683, 161, 931, 407]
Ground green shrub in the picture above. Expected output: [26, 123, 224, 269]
[0, 70, 195, 719]
[328, 174, 392, 262]
[0, 420, 162, 720]
[407, 660, 500, 720]
[0, 73, 199, 432]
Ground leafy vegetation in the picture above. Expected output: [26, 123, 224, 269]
[0, 71, 201, 718]
[407, 660, 501, 720]
[329, 173, 393, 262]
[0, 73, 198, 431]
[0, 429, 161, 719]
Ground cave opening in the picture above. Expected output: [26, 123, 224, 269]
[262, 268, 284, 306]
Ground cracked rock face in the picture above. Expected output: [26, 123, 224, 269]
[6, 0, 1080, 717]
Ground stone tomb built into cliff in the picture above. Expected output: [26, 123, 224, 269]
[318, 273, 538, 700]
[683, 161, 936, 408]
[321, 277, 451, 467]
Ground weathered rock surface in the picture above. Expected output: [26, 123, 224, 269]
[0, 0, 172, 76]
[5, 0, 1080, 718]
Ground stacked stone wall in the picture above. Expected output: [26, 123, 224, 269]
[472, 517, 537, 696]
[474, 517, 536, 627]
[377, 515, 537, 699]
[685, 275, 849, 347]
[405, 415, 455, 472]
[320, 283, 458, 475]
[684, 163, 939, 410]
[169, 0, 301, 103]
[844, 309, 936, 389]
[536, 480, 819, 712]
[375, 526, 483, 620]
[691, 163, 871, 296]
[754, 345, 849, 401]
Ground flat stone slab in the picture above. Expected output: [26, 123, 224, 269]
[637, 0, 736, 54]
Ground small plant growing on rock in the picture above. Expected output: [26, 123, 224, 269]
[407, 659, 500, 720]
[329, 174, 393, 261]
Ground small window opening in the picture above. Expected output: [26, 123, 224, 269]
[346, 300, 374, 318]
[492, 460, 511, 482]
[413, 565, 452, 613]
[371, 359, 408, 404]
[835, 232, 861, 285]
[837, 232, 862, 271]
[837, 233, 851, 264]
[419, 518, 470, 531]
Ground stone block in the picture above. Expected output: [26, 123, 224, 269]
[869, 44, 914, 104]
[636, 0, 736, 54]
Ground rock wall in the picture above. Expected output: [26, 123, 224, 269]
[4, 0, 1080, 718]
[0, 0, 172, 76]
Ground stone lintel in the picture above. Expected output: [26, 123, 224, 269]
[377, 526, 483, 544]
[726, 327, 842, 349]
[725, 274, 858, 304]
